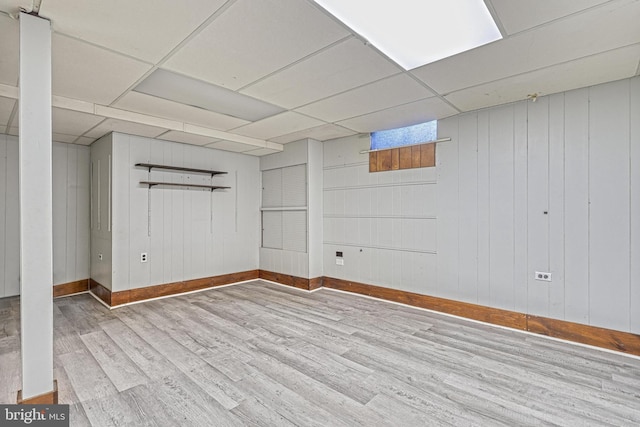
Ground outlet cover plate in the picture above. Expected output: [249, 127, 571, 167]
[535, 271, 552, 282]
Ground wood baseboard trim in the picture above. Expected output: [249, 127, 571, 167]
[322, 276, 526, 330]
[321, 276, 640, 357]
[259, 270, 322, 291]
[527, 315, 640, 356]
[89, 279, 112, 306]
[53, 279, 89, 298]
[17, 380, 58, 404]
[89, 270, 260, 308]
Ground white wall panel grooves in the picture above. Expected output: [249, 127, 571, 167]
[101, 132, 259, 291]
[0, 136, 9, 297]
[630, 77, 640, 334]
[513, 101, 529, 314]
[476, 110, 491, 307]
[563, 88, 590, 324]
[0, 136, 89, 297]
[436, 119, 459, 299]
[457, 113, 478, 303]
[322, 75, 640, 334]
[588, 80, 630, 332]
[548, 93, 566, 319]
[489, 105, 516, 310]
[52, 143, 90, 286]
[526, 96, 551, 317]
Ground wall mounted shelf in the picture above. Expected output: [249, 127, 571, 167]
[135, 163, 227, 177]
[140, 181, 230, 191]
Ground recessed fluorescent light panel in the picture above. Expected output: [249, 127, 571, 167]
[134, 69, 285, 122]
[313, 0, 502, 70]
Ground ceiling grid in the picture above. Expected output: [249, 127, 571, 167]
[0, 0, 636, 154]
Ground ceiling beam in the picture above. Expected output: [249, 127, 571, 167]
[0, 83, 282, 151]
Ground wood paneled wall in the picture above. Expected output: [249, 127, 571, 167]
[0, 135, 19, 297]
[108, 133, 261, 293]
[0, 136, 90, 297]
[323, 76, 640, 335]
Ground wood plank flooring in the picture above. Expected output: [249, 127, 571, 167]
[2, 280, 640, 426]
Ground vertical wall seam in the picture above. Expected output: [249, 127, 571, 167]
[512, 105, 516, 311]
[587, 86, 591, 326]
[562, 93, 566, 321]
[547, 97, 551, 311]
[629, 78, 633, 331]
[457, 118, 460, 297]
[488, 111, 492, 305]
[476, 113, 480, 304]
[525, 100, 530, 317]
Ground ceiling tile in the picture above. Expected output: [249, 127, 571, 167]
[243, 147, 282, 156]
[0, 1, 31, 14]
[231, 111, 325, 140]
[157, 130, 220, 146]
[412, 0, 640, 94]
[84, 118, 166, 139]
[337, 97, 458, 133]
[114, 91, 249, 131]
[445, 44, 640, 112]
[0, 14, 19, 86]
[269, 124, 357, 144]
[52, 133, 80, 143]
[206, 140, 257, 153]
[53, 108, 105, 136]
[491, 0, 610, 35]
[73, 136, 97, 146]
[39, 0, 229, 63]
[296, 74, 434, 122]
[241, 37, 401, 109]
[163, 0, 349, 90]
[0, 96, 15, 126]
[52, 34, 151, 105]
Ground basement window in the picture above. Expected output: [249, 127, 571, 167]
[371, 120, 437, 150]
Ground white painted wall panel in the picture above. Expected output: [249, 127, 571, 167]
[563, 88, 590, 324]
[52, 144, 68, 285]
[322, 75, 640, 334]
[513, 102, 529, 314]
[103, 132, 259, 291]
[90, 134, 113, 289]
[630, 77, 640, 334]
[476, 111, 491, 306]
[457, 113, 478, 303]
[64, 147, 77, 282]
[282, 164, 306, 207]
[436, 118, 459, 299]
[262, 169, 282, 208]
[51, 143, 90, 286]
[548, 93, 566, 319]
[489, 105, 515, 310]
[0, 136, 8, 297]
[588, 80, 630, 331]
[527, 97, 550, 317]
[5, 137, 20, 297]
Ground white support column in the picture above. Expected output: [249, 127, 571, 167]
[18, 12, 55, 401]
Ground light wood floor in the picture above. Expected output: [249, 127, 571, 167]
[1, 280, 640, 426]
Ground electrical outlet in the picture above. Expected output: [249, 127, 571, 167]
[98, 253, 103, 261]
[535, 271, 552, 282]
[141, 252, 148, 263]
[336, 258, 344, 266]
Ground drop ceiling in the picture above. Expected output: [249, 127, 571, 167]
[0, 0, 638, 156]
